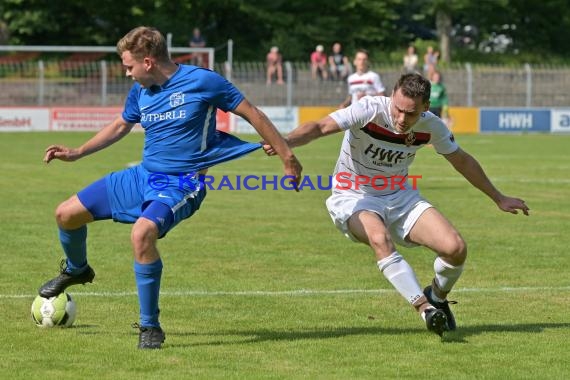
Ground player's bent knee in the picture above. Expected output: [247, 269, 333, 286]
[130, 219, 158, 252]
[441, 235, 467, 265]
[367, 232, 396, 257]
[54, 203, 69, 227]
[55, 198, 90, 229]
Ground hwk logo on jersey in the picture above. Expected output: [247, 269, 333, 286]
[170, 92, 185, 107]
[364, 143, 408, 164]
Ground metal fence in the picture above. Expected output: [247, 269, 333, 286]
[2, 59, 569, 108]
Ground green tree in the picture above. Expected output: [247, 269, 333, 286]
[1, 0, 569, 63]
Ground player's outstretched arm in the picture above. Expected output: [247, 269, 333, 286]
[263, 116, 343, 156]
[232, 99, 302, 188]
[287, 116, 343, 148]
[44, 116, 134, 163]
[444, 148, 530, 216]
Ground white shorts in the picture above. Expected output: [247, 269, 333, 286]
[325, 190, 432, 247]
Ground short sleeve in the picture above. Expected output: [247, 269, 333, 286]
[330, 96, 377, 131]
[121, 85, 141, 123]
[198, 69, 244, 112]
[428, 118, 459, 154]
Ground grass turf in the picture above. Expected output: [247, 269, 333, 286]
[0, 132, 569, 379]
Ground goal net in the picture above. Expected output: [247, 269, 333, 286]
[170, 47, 215, 70]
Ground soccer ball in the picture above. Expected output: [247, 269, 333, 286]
[31, 293, 76, 328]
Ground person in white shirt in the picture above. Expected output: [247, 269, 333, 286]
[403, 45, 419, 73]
[264, 73, 529, 336]
[339, 49, 385, 108]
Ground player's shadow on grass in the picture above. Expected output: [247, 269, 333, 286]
[441, 322, 570, 343]
[169, 326, 404, 348]
[167, 322, 570, 347]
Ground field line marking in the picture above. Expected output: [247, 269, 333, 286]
[3, 286, 570, 299]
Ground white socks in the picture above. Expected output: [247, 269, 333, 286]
[377, 253, 464, 314]
[433, 256, 464, 296]
[377, 252, 424, 306]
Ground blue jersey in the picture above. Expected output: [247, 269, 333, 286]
[122, 64, 261, 173]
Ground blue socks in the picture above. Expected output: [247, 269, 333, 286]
[60, 225, 163, 328]
[134, 259, 163, 328]
[60, 225, 164, 328]
[59, 226, 88, 275]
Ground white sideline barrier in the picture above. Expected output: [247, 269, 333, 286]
[0, 107, 50, 131]
[50, 107, 123, 131]
[3, 106, 569, 134]
[233, 106, 298, 134]
[0, 107, 126, 132]
[551, 109, 570, 133]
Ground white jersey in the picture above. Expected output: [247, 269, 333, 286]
[329, 96, 458, 196]
[347, 70, 385, 104]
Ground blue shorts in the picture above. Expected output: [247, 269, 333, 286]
[77, 164, 206, 238]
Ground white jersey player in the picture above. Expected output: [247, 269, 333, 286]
[340, 49, 385, 108]
[264, 73, 530, 336]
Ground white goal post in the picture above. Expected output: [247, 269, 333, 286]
[0, 45, 215, 70]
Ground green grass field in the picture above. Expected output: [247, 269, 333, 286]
[1, 132, 569, 379]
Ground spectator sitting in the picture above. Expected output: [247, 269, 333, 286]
[266, 46, 284, 85]
[311, 45, 328, 81]
[403, 45, 419, 73]
[328, 42, 351, 81]
[189, 27, 207, 67]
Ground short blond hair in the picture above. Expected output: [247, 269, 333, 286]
[116, 26, 169, 62]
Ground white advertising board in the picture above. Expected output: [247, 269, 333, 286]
[233, 106, 298, 134]
[551, 109, 570, 133]
[0, 107, 49, 131]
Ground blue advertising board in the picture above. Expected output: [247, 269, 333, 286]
[480, 108, 551, 133]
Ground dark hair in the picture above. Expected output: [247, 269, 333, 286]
[116, 26, 169, 62]
[393, 73, 431, 104]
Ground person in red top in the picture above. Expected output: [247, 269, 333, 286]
[266, 46, 284, 85]
[311, 45, 328, 81]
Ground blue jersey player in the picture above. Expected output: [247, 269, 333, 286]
[38, 26, 303, 349]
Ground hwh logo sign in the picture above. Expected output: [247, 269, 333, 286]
[498, 113, 533, 129]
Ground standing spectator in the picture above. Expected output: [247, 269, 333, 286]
[423, 45, 438, 78]
[339, 49, 385, 108]
[403, 45, 419, 73]
[0, 21, 9, 44]
[328, 42, 351, 81]
[429, 71, 449, 120]
[311, 45, 328, 81]
[266, 46, 284, 85]
[189, 27, 207, 67]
